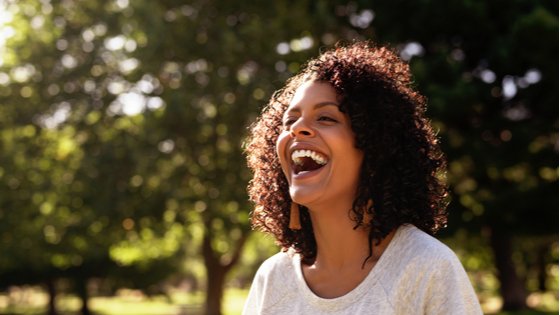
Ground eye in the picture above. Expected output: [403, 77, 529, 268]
[282, 117, 297, 128]
[318, 115, 338, 123]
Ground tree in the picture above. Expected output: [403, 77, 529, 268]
[0, 1, 327, 314]
[0, 1, 192, 313]
[360, 0, 558, 309]
[1, 1, 556, 314]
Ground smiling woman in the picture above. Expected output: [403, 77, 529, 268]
[243, 41, 483, 314]
[276, 81, 364, 212]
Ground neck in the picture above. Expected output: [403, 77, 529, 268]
[306, 200, 373, 271]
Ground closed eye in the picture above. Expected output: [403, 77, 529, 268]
[283, 118, 297, 128]
[318, 116, 338, 123]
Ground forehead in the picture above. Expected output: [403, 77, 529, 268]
[287, 80, 338, 110]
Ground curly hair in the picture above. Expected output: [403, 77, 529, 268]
[246, 41, 448, 262]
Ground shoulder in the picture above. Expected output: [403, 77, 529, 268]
[379, 224, 467, 296]
[244, 250, 300, 313]
[254, 250, 295, 280]
[381, 225, 482, 314]
[250, 250, 299, 297]
[392, 224, 462, 268]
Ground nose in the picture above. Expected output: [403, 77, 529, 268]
[290, 118, 315, 138]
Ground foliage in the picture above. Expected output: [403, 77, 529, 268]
[0, 0, 557, 314]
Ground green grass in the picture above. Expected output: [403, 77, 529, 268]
[493, 312, 558, 315]
[0, 287, 245, 315]
[0, 287, 557, 315]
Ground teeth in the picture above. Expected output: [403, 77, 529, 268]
[291, 149, 328, 165]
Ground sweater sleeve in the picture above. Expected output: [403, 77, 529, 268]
[424, 252, 483, 315]
[241, 252, 294, 315]
[381, 226, 483, 315]
[242, 263, 265, 315]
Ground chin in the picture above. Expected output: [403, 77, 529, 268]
[289, 187, 322, 208]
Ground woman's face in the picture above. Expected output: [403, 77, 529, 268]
[276, 80, 364, 209]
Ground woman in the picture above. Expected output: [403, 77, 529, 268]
[243, 41, 482, 314]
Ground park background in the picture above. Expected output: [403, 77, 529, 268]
[0, 0, 558, 314]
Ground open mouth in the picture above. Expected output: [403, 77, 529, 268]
[291, 150, 328, 175]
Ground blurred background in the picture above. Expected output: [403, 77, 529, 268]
[0, 0, 557, 315]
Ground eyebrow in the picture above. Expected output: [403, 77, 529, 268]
[285, 101, 340, 114]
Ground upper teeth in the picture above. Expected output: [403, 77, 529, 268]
[291, 150, 328, 165]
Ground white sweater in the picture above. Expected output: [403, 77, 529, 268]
[243, 224, 483, 315]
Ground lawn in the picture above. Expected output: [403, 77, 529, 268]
[0, 287, 557, 315]
[0, 287, 245, 315]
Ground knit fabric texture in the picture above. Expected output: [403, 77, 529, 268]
[242, 224, 483, 315]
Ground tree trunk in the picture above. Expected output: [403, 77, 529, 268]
[536, 242, 548, 292]
[489, 226, 527, 310]
[45, 278, 58, 315]
[76, 277, 91, 315]
[202, 228, 249, 315]
[204, 263, 227, 315]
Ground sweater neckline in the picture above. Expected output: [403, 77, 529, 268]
[291, 224, 411, 311]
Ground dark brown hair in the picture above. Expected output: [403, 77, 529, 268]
[246, 41, 448, 261]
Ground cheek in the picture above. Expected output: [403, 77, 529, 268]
[354, 150, 365, 171]
[339, 130, 364, 168]
[276, 132, 291, 176]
